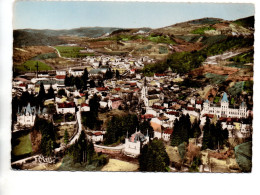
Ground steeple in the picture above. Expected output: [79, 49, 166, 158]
[126, 131, 128, 139]
[146, 129, 149, 137]
[221, 92, 228, 103]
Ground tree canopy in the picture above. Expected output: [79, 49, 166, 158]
[139, 138, 170, 172]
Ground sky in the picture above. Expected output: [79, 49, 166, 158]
[13, 1, 255, 30]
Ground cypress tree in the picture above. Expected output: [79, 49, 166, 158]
[202, 117, 211, 150]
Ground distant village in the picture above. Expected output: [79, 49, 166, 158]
[12, 53, 253, 172]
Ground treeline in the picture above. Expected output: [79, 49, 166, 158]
[65, 68, 113, 90]
[202, 117, 229, 150]
[143, 36, 254, 75]
[171, 115, 201, 146]
[69, 131, 95, 164]
[104, 114, 153, 145]
[81, 94, 102, 130]
[59, 131, 108, 170]
[34, 117, 57, 156]
[139, 138, 170, 172]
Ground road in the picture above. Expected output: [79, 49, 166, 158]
[49, 46, 62, 58]
[54, 107, 82, 153]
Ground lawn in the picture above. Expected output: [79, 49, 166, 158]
[54, 46, 94, 58]
[101, 159, 139, 172]
[12, 133, 32, 156]
[14, 60, 53, 72]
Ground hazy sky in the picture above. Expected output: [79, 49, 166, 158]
[13, 1, 255, 30]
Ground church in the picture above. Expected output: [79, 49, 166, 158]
[201, 92, 248, 119]
[124, 130, 149, 158]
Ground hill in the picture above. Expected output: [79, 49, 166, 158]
[13, 30, 65, 47]
[233, 16, 254, 29]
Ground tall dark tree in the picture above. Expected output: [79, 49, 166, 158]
[202, 117, 211, 150]
[58, 89, 66, 97]
[190, 118, 202, 145]
[139, 120, 154, 138]
[82, 68, 89, 83]
[139, 138, 170, 172]
[38, 82, 46, 103]
[89, 94, 100, 117]
[47, 84, 55, 99]
[116, 70, 120, 79]
[171, 114, 190, 146]
[89, 80, 96, 88]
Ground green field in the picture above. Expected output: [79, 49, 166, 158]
[12, 133, 32, 156]
[14, 60, 53, 72]
[54, 46, 94, 58]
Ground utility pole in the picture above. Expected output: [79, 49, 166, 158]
[35, 61, 39, 78]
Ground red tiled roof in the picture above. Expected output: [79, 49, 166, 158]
[19, 83, 26, 87]
[196, 101, 203, 104]
[111, 98, 122, 102]
[96, 87, 108, 91]
[203, 114, 214, 118]
[163, 128, 173, 135]
[56, 75, 66, 80]
[81, 103, 89, 107]
[80, 93, 85, 97]
[187, 107, 195, 111]
[130, 83, 137, 86]
[57, 102, 75, 108]
[114, 88, 121, 91]
[155, 73, 166, 77]
[141, 114, 155, 119]
[166, 111, 179, 116]
[152, 105, 165, 110]
[94, 132, 103, 136]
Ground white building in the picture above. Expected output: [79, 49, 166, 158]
[56, 70, 66, 75]
[201, 92, 248, 119]
[17, 103, 37, 127]
[56, 102, 76, 114]
[124, 130, 149, 157]
[69, 68, 84, 77]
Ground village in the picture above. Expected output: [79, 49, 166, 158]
[11, 50, 253, 172]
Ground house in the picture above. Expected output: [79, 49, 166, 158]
[17, 103, 37, 127]
[162, 128, 173, 142]
[69, 68, 84, 77]
[108, 98, 122, 109]
[124, 130, 149, 157]
[81, 103, 90, 112]
[56, 70, 66, 76]
[86, 132, 103, 143]
[56, 102, 76, 114]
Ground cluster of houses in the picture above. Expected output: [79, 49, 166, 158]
[13, 53, 253, 158]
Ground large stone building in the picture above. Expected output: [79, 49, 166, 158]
[201, 92, 248, 119]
